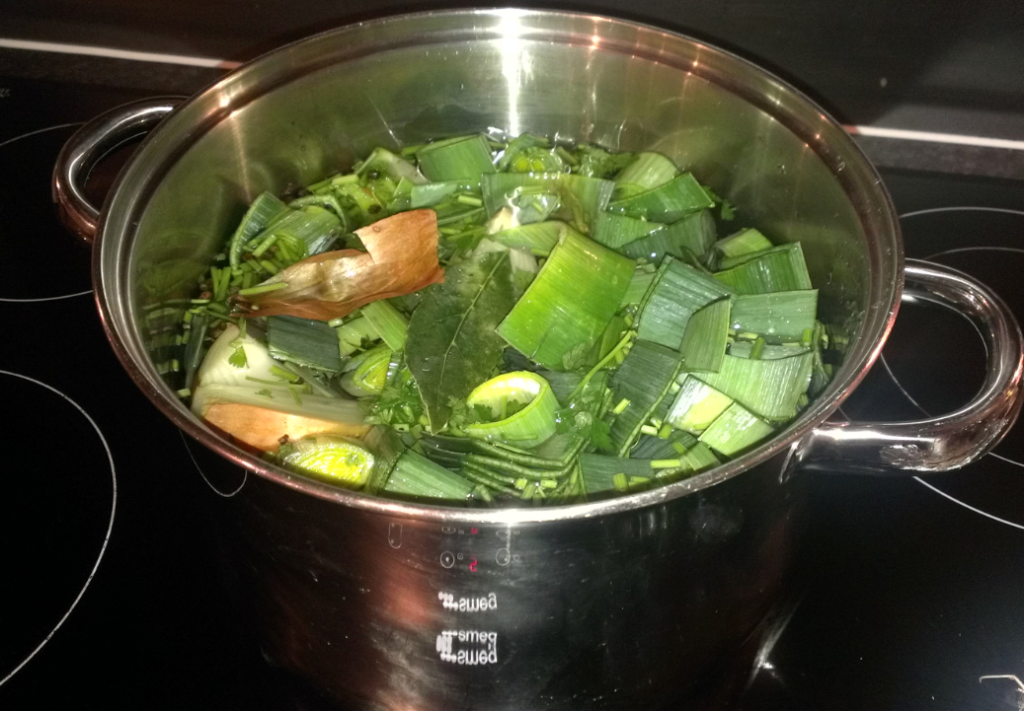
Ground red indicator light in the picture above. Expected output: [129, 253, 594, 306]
[471, 528, 478, 535]
[469, 558, 478, 572]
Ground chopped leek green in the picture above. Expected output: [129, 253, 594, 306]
[695, 352, 814, 421]
[497, 228, 634, 370]
[228, 192, 289, 268]
[416, 134, 496, 182]
[410, 181, 477, 208]
[607, 173, 714, 223]
[254, 205, 341, 260]
[613, 152, 679, 200]
[267, 316, 343, 373]
[714, 228, 773, 267]
[729, 341, 809, 360]
[666, 376, 734, 434]
[679, 297, 731, 372]
[488, 220, 564, 256]
[637, 257, 733, 349]
[714, 243, 812, 294]
[729, 290, 818, 342]
[592, 213, 663, 249]
[608, 340, 683, 455]
[632, 429, 698, 459]
[618, 209, 717, 263]
[620, 265, 658, 307]
[383, 450, 475, 500]
[681, 442, 720, 473]
[580, 453, 653, 493]
[336, 317, 380, 356]
[481, 172, 615, 234]
[698, 403, 774, 457]
[361, 300, 408, 351]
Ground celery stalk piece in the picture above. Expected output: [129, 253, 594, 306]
[608, 340, 684, 455]
[267, 316, 343, 373]
[729, 290, 818, 342]
[618, 210, 717, 263]
[666, 376, 734, 434]
[335, 316, 380, 356]
[714, 243, 813, 294]
[497, 228, 634, 370]
[383, 450, 476, 501]
[463, 371, 560, 448]
[679, 297, 731, 373]
[361, 300, 408, 351]
[481, 172, 615, 235]
[592, 213, 664, 249]
[579, 453, 654, 493]
[698, 403, 775, 457]
[278, 435, 375, 488]
[607, 172, 714, 223]
[695, 352, 814, 421]
[228, 192, 289, 268]
[612, 151, 679, 200]
[416, 134, 496, 182]
[637, 257, 734, 350]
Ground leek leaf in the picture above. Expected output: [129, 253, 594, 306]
[228, 192, 289, 268]
[730, 290, 818, 342]
[618, 210, 717, 263]
[698, 402, 774, 457]
[679, 297, 731, 373]
[607, 173, 714, 223]
[497, 228, 634, 370]
[714, 243, 812, 294]
[609, 340, 683, 455]
[613, 152, 679, 200]
[267, 316, 343, 373]
[489, 221, 564, 256]
[637, 257, 733, 349]
[695, 352, 813, 421]
[666, 376, 734, 434]
[632, 429, 698, 459]
[416, 134, 496, 182]
[481, 172, 615, 234]
[580, 453, 653, 493]
[592, 213, 663, 249]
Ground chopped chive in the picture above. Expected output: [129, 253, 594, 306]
[456, 194, 483, 207]
[640, 425, 659, 436]
[259, 260, 280, 275]
[237, 282, 289, 297]
[176, 388, 191, 399]
[657, 424, 673, 439]
[251, 233, 278, 258]
[649, 459, 682, 469]
[613, 398, 631, 414]
[612, 473, 629, 492]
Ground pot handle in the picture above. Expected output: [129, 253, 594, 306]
[53, 96, 185, 243]
[799, 259, 1023, 474]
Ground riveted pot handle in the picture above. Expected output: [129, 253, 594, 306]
[53, 96, 185, 243]
[800, 259, 1023, 474]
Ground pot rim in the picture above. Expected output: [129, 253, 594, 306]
[93, 7, 902, 524]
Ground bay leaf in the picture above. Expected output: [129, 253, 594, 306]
[406, 250, 516, 431]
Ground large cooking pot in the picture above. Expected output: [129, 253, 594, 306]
[54, 9, 1022, 710]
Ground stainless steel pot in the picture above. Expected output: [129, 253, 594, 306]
[54, 9, 1023, 710]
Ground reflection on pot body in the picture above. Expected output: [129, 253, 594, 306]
[230, 449, 806, 709]
[54, 9, 1022, 710]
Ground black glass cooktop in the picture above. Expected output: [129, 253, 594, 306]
[1, 56, 1022, 711]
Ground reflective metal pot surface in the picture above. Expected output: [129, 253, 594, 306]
[54, 9, 1022, 710]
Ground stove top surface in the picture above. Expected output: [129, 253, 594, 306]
[1, 53, 1022, 711]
